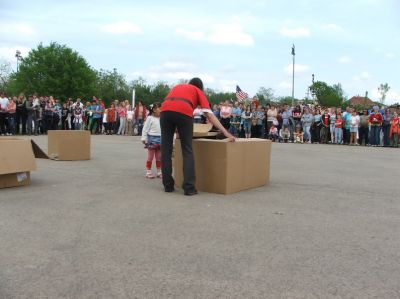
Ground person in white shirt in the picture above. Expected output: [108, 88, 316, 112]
[349, 109, 360, 145]
[0, 92, 10, 135]
[141, 103, 162, 179]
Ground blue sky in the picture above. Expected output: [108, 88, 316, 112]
[1, 0, 399, 103]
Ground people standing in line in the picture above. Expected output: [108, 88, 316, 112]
[219, 101, 232, 130]
[312, 109, 321, 143]
[369, 106, 383, 147]
[358, 109, 370, 146]
[320, 109, 330, 144]
[329, 107, 336, 144]
[117, 102, 127, 135]
[90, 99, 103, 134]
[134, 100, 147, 136]
[142, 103, 162, 179]
[25, 95, 38, 136]
[349, 109, 360, 145]
[334, 113, 343, 144]
[382, 109, 392, 147]
[107, 103, 117, 135]
[0, 92, 9, 135]
[241, 105, 253, 139]
[301, 107, 313, 143]
[61, 103, 69, 130]
[342, 107, 352, 145]
[390, 111, 399, 147]
[160, 77, 234, 196]
[73, 101, 83, 130]
[15, 94, 27, 135]
[6, 96, 16, 135]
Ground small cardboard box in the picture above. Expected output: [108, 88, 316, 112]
[0, 139, 36, 188]
[48, 130, 91, 161]
[174, 138, 271, 194]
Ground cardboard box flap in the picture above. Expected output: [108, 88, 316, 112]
[0, 139, 37, 175]
[193, 123, 213, 133]
[31, 140, 49, 159]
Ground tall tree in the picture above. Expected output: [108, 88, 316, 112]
[378, 83, 390, 104]
[0, 59, 12, 92]
[309, 81, 343, 107]
[95, 68, 131, 104]
[11, 42, 96, 100]
[256, 87, 275, 105]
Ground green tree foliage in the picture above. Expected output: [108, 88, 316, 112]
[11, 42, 96, 100]
[205, 88, 235, 105]
[0, 59, 12, 92]
[95, 68, 130, 104]
[309, 81, 343, 107]
[276, 96, 299, 106]
[378, 83, 390, 104]
[256, 87, 275, 105]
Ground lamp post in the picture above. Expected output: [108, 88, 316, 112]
[291, 44, 295, 107]
[15, 50, 22, 72]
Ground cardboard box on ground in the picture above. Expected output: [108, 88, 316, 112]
[174, 125, 272, 194]
[0, 138, 47, 189]
[48, 130, 91, 161]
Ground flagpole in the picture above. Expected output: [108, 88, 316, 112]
[292, 44, 295, 107]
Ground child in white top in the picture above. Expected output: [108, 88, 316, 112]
[141, 103, 161, 178]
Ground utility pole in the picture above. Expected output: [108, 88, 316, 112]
[15, 50, 22, 72]
[291, 44, 295, 107]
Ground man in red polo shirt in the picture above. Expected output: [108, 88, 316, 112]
[161, 77, 234, 195]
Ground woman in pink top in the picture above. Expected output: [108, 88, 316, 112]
[219, 100, 232, 129]
[7, 96, 17, 135]
[117, 102, 127, 135]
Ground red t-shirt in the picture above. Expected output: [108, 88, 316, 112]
[161, 84, 210, 117]
[335, 119, 343, 128]
[322, 115, 330, 126]
[369, 113, 383, 125]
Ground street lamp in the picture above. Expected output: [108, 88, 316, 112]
[291, 44, 295, 107]
[15, 50, 22, 72]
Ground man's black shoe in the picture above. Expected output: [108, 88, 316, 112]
[184, 189, 198, 196]
[164, 186, 175, 193]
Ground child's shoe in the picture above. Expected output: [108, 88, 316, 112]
[146, 170, 155, 179]
[156, 170, 162, 178]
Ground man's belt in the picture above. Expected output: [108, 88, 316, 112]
[165, 97, 193, 108]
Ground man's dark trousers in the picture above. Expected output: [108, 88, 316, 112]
[160, 111, 195, 192]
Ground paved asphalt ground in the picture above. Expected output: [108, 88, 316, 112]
[0, 135, 399, 299]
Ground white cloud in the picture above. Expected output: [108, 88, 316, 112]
[338, 56, 352, 64]
[176, 23, 255, 47]
[0, 46, 31, 62]
[219, 79, 238, 92]
[385, 52, 395, 59]
[161, 61, 195, 70]
[208, 24, 254, 46]
[0, 23, 37, 36]
[280, 27, 310, 38]
[320, 23, 343, 31]
[101, 21, 142, 34]
[279, 81, 292, 89]
[371, 88, 400, 105]
[175, 28, 205, 41]
[353, 71, 370, 81]
[284, 64, 310, 74]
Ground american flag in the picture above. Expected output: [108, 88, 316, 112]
[236, 85, 248, 102]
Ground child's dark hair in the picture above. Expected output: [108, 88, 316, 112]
[149, 102, 160, 115]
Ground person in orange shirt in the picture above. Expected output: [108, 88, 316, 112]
[160, 77, 234, 195]
[390, 111, 399, 147]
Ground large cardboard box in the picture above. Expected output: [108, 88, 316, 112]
[0, 139, 36, 188]
[174, 138, 271, 194]
[48, 130, 91, 161]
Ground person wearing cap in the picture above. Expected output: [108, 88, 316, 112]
[160, 77, 234, 196]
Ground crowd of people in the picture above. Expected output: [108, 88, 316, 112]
[207, 99, 399, 147]
[0, 92, 148, 137]
[1, 92, 399, 148]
